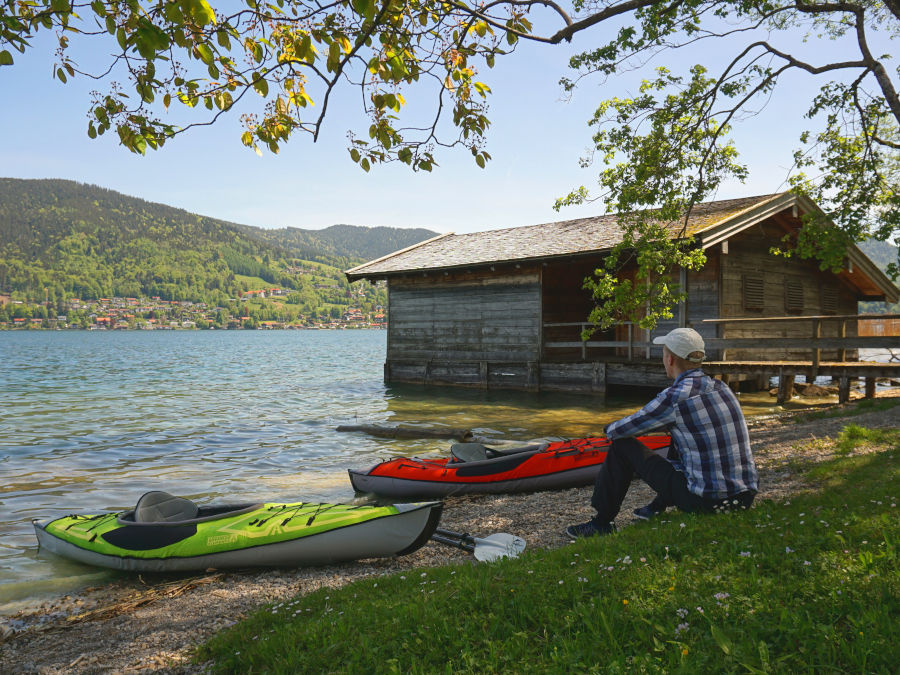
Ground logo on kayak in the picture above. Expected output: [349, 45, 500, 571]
[207, 534, 239, 546]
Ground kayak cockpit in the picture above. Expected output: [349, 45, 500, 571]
[449, 442, 548, 463]
[116, 491, 262, 526]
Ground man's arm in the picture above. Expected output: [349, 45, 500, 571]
[605, 391, 677, 439]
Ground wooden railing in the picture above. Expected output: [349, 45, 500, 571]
[543, 314, 900, 365]
[543, 320, 679, 360]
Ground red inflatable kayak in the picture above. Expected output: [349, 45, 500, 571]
[348, 436, 671, 498]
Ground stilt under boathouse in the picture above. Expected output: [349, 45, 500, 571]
[345, 193, 900, 398]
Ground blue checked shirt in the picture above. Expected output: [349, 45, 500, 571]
[606, 369, 758, 499]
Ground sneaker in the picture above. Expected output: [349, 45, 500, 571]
[565, 520, 615, 539]
[633, 503, 664, 521]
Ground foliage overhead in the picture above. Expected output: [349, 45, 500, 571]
[2, 1, 898, 327]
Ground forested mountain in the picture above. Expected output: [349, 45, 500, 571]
[237, 223, 438, 264]
[858, 239, 899, 276]
[0, 178, 437, 312]
[858, 239, 899, 313]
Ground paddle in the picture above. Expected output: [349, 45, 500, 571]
[431, 527, 526, 562]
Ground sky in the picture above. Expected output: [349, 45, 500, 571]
[0, 9, 890, 235]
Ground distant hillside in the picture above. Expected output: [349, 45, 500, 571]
[858, 239, 899, 313]
[859, 239, 899, 275]
[0, 178, 437, 309]
[239, 223, 438, 263]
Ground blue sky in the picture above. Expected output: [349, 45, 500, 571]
[0, 14, 885, 234]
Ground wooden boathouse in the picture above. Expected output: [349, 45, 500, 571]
[346, 193, 900, 396]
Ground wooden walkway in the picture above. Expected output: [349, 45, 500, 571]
[543, 314, 900, 402]
[703, 360, 900, 404]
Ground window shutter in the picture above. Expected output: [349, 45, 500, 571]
[785, 279, 804, 313]
[821, 287, 838, 315]
[742, 275, 765, 311]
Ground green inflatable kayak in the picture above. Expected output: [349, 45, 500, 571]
[33, 491, 442, 572]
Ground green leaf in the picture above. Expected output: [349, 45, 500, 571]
[253, 75, 268, 97]
[196, 43, 214, 65]
[187, 0, 216, 26]
[350, 148, 361, 162]
[475, 154, 485, 168]
[710, 625, 732, 656]
[56, 68, 67, 83]
[0, 51, 14, 66]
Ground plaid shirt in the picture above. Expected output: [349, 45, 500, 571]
[606, 369, 758, 499]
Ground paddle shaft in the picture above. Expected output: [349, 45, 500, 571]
[430, 533, 475, 552]
[433, 528, 479, 546]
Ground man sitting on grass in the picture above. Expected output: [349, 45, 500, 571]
[566, 327, 759, 538]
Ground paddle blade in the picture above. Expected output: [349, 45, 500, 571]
[473, 533, 526, 562]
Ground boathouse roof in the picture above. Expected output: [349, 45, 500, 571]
[346, 192, 898, 302]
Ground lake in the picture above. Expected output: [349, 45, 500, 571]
[1, 329, 789, 613]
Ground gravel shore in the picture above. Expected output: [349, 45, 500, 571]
[2, 394, 898, 674]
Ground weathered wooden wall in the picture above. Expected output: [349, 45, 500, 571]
[387, 266, 542, 363]
[644, 254, 722, 360]
[541, 256, 616, 361]
[719, 220, 858, 360]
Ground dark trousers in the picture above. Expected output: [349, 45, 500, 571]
[591, 437, 755, 523]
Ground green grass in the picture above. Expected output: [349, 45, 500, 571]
[197, 439, 899, 673]
[794, 396, 900, 423]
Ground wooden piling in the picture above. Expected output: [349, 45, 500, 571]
[777, 371, 795, 405]
[865, 377, 876, 399]
[838, 376, 851, 404]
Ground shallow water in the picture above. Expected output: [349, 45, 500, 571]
[0, 330, 794, 612]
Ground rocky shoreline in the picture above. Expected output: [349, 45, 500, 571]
[1, 395, 898, 674]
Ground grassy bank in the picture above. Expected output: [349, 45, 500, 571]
[198, 429, 899, 673]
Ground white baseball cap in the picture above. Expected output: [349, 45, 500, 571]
[653, 327, 705, 362]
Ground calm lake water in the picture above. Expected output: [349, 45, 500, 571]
[1, 330, 791, 613]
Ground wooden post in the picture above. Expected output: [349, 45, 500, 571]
[527, 361, 539, 393]
[777, 369, 795, 405]
[838, 375, 850, 404]
[592, 362, 606, 395]
[811, 318, 820, 377]
[865, 377, 876, 399]
[838, 319, 847, 362]
[627, 323, 634, 361]
[479, 361, 488, 390]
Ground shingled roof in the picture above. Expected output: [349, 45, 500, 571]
[345, 192, 898, 302]
[346, 193, 785, 280]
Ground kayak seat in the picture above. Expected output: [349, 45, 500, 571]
[450, 442, 550, 463]
[134, 491, 199, 523]
[450, 443, 494, 463]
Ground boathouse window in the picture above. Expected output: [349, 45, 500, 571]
[742, 274, 765, 311]
[784, 278, 805, 313]
[821, 286, 839, 315]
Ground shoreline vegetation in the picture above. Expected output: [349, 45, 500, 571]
[1, 395, 898, 672]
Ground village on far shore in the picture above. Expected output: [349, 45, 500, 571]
[0, 288, 387, 331]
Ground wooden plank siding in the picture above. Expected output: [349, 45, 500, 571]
[387, 269, 541, 363]
[718, 221, 859, 361]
